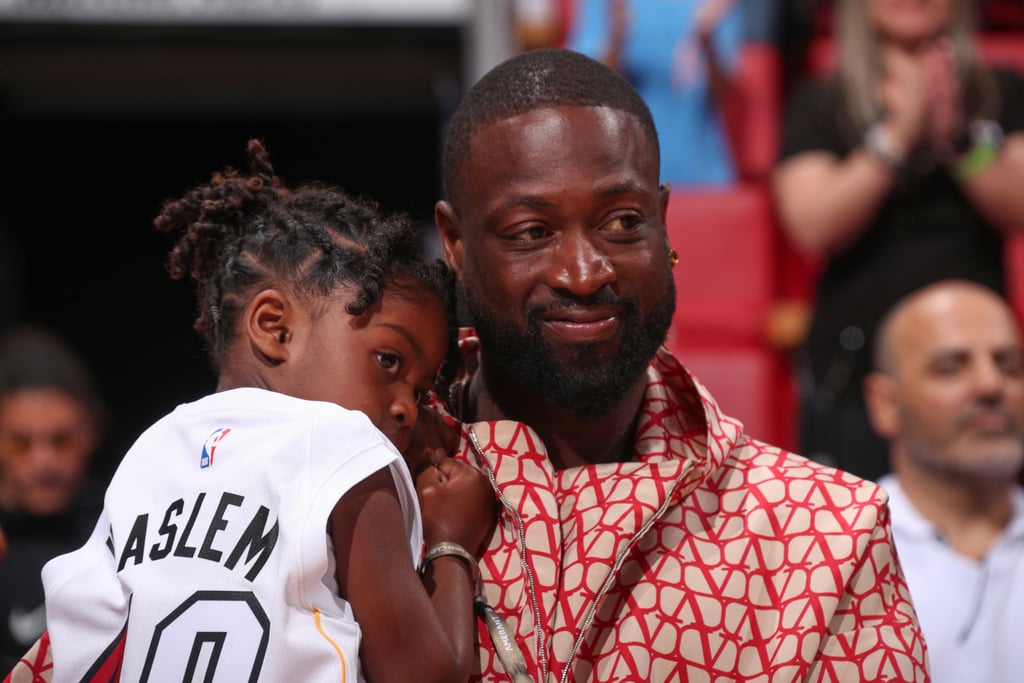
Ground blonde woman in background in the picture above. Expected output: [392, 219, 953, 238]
[772, 0, 1024, 483]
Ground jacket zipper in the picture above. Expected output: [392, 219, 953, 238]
[470, 425, 693, 683]
[558, 463, 691, 683]
[469, 425, 550, 682]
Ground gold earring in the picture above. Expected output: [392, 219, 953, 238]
[668, 248, 679, 266]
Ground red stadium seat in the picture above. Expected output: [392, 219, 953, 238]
[804, 35, 836, 77]
[981, 0, 1024, 31]
[669, 343, 796, 450]
[977, 31, 1024, 73]
[1006, 234, 1024, 325]
[725, 43, 783, 181]
[665, 184, 776, 346]
[664, 184, 802, 450]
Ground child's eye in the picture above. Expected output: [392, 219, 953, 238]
[376, 351, 401, 371]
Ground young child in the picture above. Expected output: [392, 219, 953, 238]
[34, 139, 494, 683]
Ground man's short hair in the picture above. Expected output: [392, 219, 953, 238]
[0, 325, 104, 423]
[441, 48, 660, 209]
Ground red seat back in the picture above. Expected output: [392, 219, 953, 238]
[665, 184, 776, 346]
[677, 345, 792, 448]
[724, 43, 783, 181]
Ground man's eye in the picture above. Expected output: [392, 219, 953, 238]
[0, 435, 30, 457]
[376, 351, 400, 371]
[995, 350, 1024, 376]
[508, 226, 549, 242]
[51, 432, 76, 452]
[603, 215, 642, 232]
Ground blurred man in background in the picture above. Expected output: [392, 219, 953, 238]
[0, 326, 105, 671]
[865, 279, 1024, 683]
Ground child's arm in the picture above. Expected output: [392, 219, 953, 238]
[330, 459, 493, 683]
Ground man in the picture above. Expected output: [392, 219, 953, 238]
[0, 326, 105, 672]
[433, 47, 928, 682]
[864, 279, 1024, 683]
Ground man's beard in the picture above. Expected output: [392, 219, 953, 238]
[461, 280, 676, 418]
[907, 400, 1024, 480]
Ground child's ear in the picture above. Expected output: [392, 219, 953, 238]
[246, 289, 292, 364]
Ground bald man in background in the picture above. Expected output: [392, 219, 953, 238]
[864, 279, 1024, 683]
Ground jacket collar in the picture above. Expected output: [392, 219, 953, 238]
[448, 330, 743, 500]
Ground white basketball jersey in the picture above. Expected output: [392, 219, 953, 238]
[42, 387, 421, 683]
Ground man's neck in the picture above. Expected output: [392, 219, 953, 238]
[469, 365, 648, 470]
[897, 465, 1018, 561]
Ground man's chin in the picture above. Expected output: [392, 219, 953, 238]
[952, 438, 1024, 479]
[540, 327, 626, 360]
[24, 490, 74, 517]
[545, 339, 622, 367]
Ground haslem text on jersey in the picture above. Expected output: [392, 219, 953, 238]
[109, 490, 280, 582]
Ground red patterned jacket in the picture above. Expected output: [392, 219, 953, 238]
[451, 338, 930, 683]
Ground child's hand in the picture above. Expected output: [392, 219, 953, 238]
[416, 457, 496, 556]
[403, 405, 459, 474]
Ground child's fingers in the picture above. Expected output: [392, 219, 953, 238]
[414, 462, 452, 493]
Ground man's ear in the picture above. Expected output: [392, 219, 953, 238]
[863, 371, 901, 440]
[246, 289, 292, 364]
[434, 200, 464, 276]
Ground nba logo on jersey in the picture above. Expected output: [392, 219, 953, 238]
[201, 427, 232, 469]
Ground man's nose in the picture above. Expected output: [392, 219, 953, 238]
[547, 235, 615, 296]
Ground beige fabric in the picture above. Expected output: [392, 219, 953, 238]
[455, 343, 929, 683]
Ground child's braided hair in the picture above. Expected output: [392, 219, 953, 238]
[154, 138, 457, 395]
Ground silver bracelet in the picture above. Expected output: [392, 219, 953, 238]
[862, 123, 906, 170]
[421, 542, 478, 579]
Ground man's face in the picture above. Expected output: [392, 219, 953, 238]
[0, 388, 97, 516]
[438, 105, 674, 417]
[885, 287, 1024, 479]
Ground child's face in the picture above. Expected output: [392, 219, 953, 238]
[298, 283, 448, 454]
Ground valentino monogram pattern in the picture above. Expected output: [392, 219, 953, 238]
[453, 340, 930, 683]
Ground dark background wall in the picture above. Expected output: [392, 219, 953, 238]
[0, 19, 467, 479]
